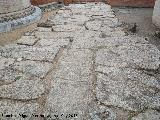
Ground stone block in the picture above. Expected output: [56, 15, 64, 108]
[153, 0, 160, 28]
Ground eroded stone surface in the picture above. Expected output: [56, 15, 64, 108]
[0, 44, 59, 62]
[52, 24, 85, 32]
[53, 49, 92, 81]
[96, 44, 160, 70]
[36, 38, 70, 47]
[45, 79, 92, 120]
[0, 56, 15, 70]
[85, 20, 102, 31]
[12, 60, 52, 78]
[0, 100, 39, 120]
[0, 2, 160, 120]
[132, 110, 160, 120]
[0, 67, 27, 83]
[17, 36, 39, 46]
[0, 79, 45, 100]
[96, 73, 160, 111]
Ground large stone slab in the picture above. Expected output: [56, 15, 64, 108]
[96, 66, 160, 89]
[96, 43, 160, 70]
[0, 100, 39, 120]
[0, 79, 45, 100]
[0, 44, 59, 62]
[49, 14, 90, 25]
[12, 60, 52, 78]
[52, 24, 85, 32]
[17, 36, 39, 46]
[53, 49, 92, 81]
[35, 31, 76, 39]
[132, 110, 160, 120]
[45, 79, 91, 120]
[94, 36, 149, 48]
[0, 67, 28, 84]
[96, 73, 160, 111]
[0, 56, 15, 70]
[36, 38, 69, 47]
[85, 20, 102, 31]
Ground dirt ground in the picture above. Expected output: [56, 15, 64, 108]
[113, 7, 160, 50]
[0, 11, 57, 46]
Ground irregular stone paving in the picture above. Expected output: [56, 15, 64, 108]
[0, 3, 160, 120]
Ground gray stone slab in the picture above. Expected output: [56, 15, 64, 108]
[96, 73, 160, 111]
[85, 20, 102, 31]
[45, 79, 92, 120]
[17, 36, 39, 46]
[52, 24, 85, 32]
[36, 38, 69, 47]
[96, 42, 160, 70]
[53, 49, 92, 81]
[0, 67, 29, 84]
[0, 56, 15, 70]
[132, 110, 160, 120]
[0, 44, 59, 62]
[94, 35, 149, 47]
[12, 60, 52, 78]
[35, 31, 76, 39]
[0, 100, 39, 120]
[96, 66, 160, 89]
[0, 79, 45, 100]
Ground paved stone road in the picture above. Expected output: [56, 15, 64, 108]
[0, 3, 160, 120]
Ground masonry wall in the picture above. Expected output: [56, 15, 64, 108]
[107, 0, 155, 7]
[31, 0, 58, 5]
[71, 0, 155, 7]
[0, 0, 31, 14]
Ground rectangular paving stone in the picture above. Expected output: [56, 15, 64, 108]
[0, 79, 45, 100]
[0, 56, 15, 70]
[0, 44, 59, 62]
[45, 79, 92, 120]
[36, 38, 69, 47]
[12, 60, 53, 78]
[96, 73, 160, 111]
[0, 100, 39, 120]
[52, 24, 85, 32]
[53, 49, 92, 81]
[35, 31, 75, 39]
[17, 36, 39, 46]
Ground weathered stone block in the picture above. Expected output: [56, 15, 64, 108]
[153, 0, 160, 28]
[0, 79, 45, 100]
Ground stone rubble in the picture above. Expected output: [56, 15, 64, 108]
[0, 2, 160, 120]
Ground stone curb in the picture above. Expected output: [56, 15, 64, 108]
[0, 6, 42, 33]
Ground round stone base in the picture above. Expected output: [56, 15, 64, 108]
[0, 6, 41, 33]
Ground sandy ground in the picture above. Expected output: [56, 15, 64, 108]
[0, 11, 57, 46]
[113, 7, 160, 49]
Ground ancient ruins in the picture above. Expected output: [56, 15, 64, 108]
[0, 0, 41, 32]
[0, 0, 160, 120]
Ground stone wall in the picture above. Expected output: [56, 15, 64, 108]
[31, 0, 58, 5]
[0, 0, 31, 14]
[153, 0, 160, 28]
[69, 0, 155, 7]
[107, 0, 155, 7]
